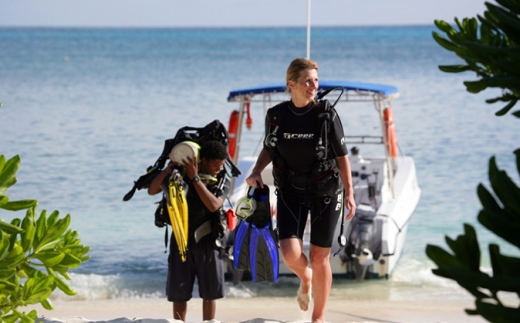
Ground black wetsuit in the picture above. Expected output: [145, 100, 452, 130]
[162, 171, 230, 302]
[265, 100, 348, 248]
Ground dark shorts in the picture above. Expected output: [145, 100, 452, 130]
[276, 189, 344, 248]
[166, 234, 225, 302]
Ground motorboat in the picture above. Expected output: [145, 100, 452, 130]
[224, 81, 421, 280]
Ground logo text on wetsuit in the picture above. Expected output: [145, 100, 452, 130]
[283, 133, 314, 139]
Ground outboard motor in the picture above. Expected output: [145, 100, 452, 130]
[341, 204, 381, 281]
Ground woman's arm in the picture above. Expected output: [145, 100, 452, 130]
[335, 155, 356, 220]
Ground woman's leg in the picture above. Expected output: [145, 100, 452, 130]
[309, 244, 332, 323]
[280, 238, 312, 306]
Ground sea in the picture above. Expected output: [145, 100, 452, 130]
[0, 26, 518, 304]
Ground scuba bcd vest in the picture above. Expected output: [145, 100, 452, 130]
[266, 87, 345, 199]
[122, 119, 242, 249]
[123, 119, 241, 203]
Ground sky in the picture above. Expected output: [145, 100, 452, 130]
[0, 0, 489, 28]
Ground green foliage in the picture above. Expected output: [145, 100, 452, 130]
[432, 0, 520, 117]
[426, 151, 520, 321]
[429, 3, 520, 321]
[0, 155, 90, 323]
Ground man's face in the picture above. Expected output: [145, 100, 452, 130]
[201, 158, 225, 176]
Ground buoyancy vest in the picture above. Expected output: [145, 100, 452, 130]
[265, 100, 348, 198]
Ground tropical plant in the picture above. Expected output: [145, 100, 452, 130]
[431, 0, 520, 117]
[0, 154, 90, 323]
[426, 0, 520, 322]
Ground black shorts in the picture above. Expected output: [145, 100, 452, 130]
[166, 234, 225, 302]
[276, 189, 344, 248]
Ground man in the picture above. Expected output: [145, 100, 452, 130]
[148, 140, 229, 322]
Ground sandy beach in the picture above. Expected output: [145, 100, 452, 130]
[29, 296, 489, 323]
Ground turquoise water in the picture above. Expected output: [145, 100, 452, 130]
[0, 26, 518, 301]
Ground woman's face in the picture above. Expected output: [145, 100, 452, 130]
[288, 68, 318, 107]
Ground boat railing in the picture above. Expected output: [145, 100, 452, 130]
[234, 92, 395, 104]
[344, 135, 384, 144]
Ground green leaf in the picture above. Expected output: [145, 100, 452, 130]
[59, 253, 82, 268]
[13, 309, 33, 323]
[40, 298, 54, 310]
[0, 155, 20, 188]
[0, 177, 17, 196]
[425, 244, 465, 268]
[46, 210, 60, 228]
[0, 219, 24, 234]
[3, 313, 19, 323]
[25, 288, 52, 305]
[0, 230, 10, 259]
[487, 2, 520, 30]
[478, 209, 520, 248]
[53, 274, 76, 296]
[32, 275, 54, 294]
[34, 214, 70, 253]
[0, 155, 5, 173]
[34, 210, 47, 247]
[435, 19, 455, 33]
[432, 32, 460, 52]
[0, 245, 25, 270]
[494, 98, 518, 116]
[21, 215, 36, 252]
[0, 268, 16, 280]
[0, 199, 38, 211]
[477, 184, 504, 215]
[475, 299, 520, 322]
[0, 195, 8, 206]
[487, 158, 520, 215]
[444, 224, 480, 271]
[439, 65, 472, 73]
[35, 251, 65, 267]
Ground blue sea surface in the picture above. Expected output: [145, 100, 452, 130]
[0, 26, 518, 301]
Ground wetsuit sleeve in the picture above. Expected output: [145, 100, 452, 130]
[263, 112, 270, 150]
[330, 108, 349, 157]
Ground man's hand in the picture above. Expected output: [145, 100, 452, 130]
[182, 156, 198, 180]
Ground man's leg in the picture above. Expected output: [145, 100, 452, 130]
[202, 299, 216, 321]
[173, 302, 187, 321]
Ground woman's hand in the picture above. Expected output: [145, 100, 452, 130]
[344, 193, 356, 220]
[246, 171, 264, 188]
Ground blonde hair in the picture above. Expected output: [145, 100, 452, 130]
[286, 58, 319, 93]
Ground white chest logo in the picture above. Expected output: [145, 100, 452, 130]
[283, 133, 314, 139]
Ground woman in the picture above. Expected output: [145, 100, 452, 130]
[245, 58, 356, 323]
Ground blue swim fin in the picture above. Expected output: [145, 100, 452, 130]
[248, 185, 279, 282]
[232, 185, 279, 282]
[249, 221, 279, 282]
[233, 219, 251, 271]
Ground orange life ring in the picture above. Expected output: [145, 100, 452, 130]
[384, 107, 398, 159]
[228, 110, 239, 161]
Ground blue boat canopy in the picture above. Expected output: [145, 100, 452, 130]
[227, 80, 399, 102]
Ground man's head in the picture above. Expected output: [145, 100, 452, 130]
[199, 140, 228, 176]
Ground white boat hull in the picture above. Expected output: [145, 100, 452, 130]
[227, 153, 421, 280]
